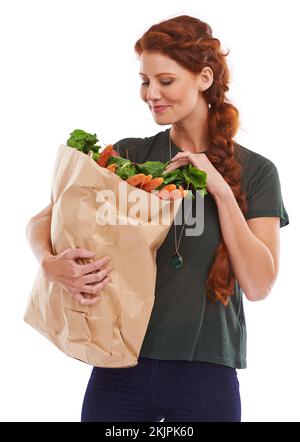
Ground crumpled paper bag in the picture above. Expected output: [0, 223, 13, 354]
[24, 144, 182, 368]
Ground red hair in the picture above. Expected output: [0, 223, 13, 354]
[134, 15, 248, 306]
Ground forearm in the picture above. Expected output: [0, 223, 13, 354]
[212, 186, 276, 301]
[26, 215, 54, 265]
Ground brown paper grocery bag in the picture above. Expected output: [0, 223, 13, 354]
[24, 144, 182, 368]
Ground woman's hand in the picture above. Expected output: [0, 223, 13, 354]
[41, 248, 113, 305]
[163, 151, 230, 197]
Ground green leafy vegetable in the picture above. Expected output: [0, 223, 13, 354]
[92, 152, 100, 162]
[183, 164, 207, 193]
[135, 161, 169, 178]
[160, 169, 184, 185]
[67, 129, 100, 154]
[107, 156, 139, 180]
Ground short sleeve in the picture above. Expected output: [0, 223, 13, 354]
[113, 138, 140, 163]
[244, 158, 289, 228]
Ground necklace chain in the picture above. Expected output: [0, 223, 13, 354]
[168, 129, 192, 255]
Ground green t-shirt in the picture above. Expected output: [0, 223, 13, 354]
[113, 128, 289, 369]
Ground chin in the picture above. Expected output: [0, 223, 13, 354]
[154, 121, 170, 126]
[153, 115, 175, 125]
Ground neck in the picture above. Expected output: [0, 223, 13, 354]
[169, 117, 210, 154]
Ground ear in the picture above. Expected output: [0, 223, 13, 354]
[198, 66, 214, 92]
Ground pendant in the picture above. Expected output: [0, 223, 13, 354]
[169, 252, 184, 270]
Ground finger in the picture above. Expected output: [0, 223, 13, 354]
[74, 293, 102, 305]
[80, 267, 113, 284]
[80, 276, 111, 295]
[81, 296, 102, 305]
[169, 152, 185, 160]
[171, 152, 189, 160]
[164, 163, 176, 173]
[164, 158, 188, 173]
[80, 293, 94, 299]
[163, 164, 179, 174]
[65, 247, 96, 260]
[77, 256, 112, 276]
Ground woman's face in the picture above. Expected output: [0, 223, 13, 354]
[139, 51, 211, 125]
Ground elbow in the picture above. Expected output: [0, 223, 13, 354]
[245, 290, 270, 302]
[242, 259, 279, 302]
[26, 216, 39, 241]
[26, 217, 33, 241]
[243, 264, 278, 302]
[244, 281, 275, 302]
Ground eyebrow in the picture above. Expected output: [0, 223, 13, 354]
[139, 72, 176, 77]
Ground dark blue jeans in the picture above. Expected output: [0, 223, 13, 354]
[81, 356, 241, 422]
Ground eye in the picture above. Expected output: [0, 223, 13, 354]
[141, 81, 173, 86]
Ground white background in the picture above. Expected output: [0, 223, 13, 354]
[0, 0, 299, 422]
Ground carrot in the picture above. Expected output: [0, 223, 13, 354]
[107, 164, 117, 173]
[97, 145, 114, 167]
[169, 189, 184, 200]
[160, 184, 177, 193]
[126, 173, 146, 186]
[157, 184, 176, 199]
[142, 177, 164, 192]
[139, 175, 153, 188]
[158, 189, 171, 200]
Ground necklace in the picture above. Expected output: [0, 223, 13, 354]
[168, 129, 193, 271]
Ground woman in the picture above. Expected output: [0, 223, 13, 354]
[27, 15, 289, 422]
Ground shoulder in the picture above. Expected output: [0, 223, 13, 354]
[112, 136, 144, 158]
[234, 141, 276, 171]
[234, 141, 278, 192]
[113, 130, 167, 162]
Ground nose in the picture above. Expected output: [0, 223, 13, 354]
[146, 83, 162, 101]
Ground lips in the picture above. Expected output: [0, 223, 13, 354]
[152, 105, 169, 112]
